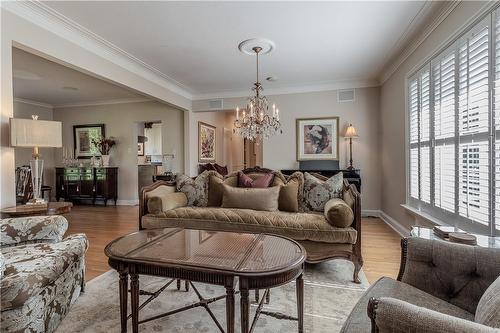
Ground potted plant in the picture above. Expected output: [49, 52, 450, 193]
[92, 136, 117, 166]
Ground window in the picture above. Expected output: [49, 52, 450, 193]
[407, 10, 499, 236]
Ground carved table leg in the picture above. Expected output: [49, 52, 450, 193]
[130, 273, 140, 333]
[240, 279, 250, 333]
[177, 279, 181, 290]
[119, 271, 128, 333]
[296, 273, 304, 333]
[254, 289, 259, 303]
[225, 277, 235, 333]
[185, 280, 189, 292]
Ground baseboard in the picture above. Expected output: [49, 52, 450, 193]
[379, 211, 410, 237]
[361, 210, 381, 218]
[115, 199, 139, 206]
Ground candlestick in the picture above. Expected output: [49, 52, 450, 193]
[236, 107, 239, 120]
[276, 109, 279, 121]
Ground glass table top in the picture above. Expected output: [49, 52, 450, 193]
[105, 228, 306, 274]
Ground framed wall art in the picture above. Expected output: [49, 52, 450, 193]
[296, 117, 339, 161]
[198, 122, 216, 162]
[73, 124, 105, 159]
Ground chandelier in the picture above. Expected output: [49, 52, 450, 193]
[233, 43, 282, 141]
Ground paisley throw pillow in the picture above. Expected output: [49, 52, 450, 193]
[302, 172, 343, 212]
[176, 170, 222, 207]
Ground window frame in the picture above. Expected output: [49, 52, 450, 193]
[405, 9, 498, 237]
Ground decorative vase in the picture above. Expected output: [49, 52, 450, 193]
[101, 154, 110, 166]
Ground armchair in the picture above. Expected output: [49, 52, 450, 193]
[0, 216, 88, 333]
[341, 237, 500, 333]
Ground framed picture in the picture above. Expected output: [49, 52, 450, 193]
[73, 124, 105, 159]
[198, 122, 216, 162]
[137, 142, 144, 156]
[296, 117, 339, 161]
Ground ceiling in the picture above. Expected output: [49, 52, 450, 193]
[39, 1, 442, 99]
[13, 47, 144, 106]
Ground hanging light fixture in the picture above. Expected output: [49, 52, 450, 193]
[233, 39, 282, 141]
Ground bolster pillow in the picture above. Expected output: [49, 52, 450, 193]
[147, 192, 188, 214]
[324, 198, 354, 228]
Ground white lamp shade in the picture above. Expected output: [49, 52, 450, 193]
[10, 118, 62, 148]
[344, 124, 358, 138]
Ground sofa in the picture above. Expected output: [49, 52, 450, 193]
[341, 237, 500, 333]
[0, 215, 88, 333]
[139, 167, 363, 282]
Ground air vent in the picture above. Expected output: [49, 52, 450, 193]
[338, 89, 355, 103]
[208, 99, 224, 110]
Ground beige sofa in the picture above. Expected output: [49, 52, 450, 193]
[139, 168, 363, 282]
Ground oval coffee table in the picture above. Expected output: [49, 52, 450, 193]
[105, 228, 306, 333]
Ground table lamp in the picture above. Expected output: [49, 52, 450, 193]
[10, 115, 62, 204]
[344, 124, 358, 171]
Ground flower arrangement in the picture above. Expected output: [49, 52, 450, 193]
[92, 136, 117, 155]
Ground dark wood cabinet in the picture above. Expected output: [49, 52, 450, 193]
[56, 167, 118, 206]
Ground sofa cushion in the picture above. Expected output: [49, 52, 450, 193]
[176, 170, 222, 207]
[324, 198, 354, 228]
[1, 235, 88, 311]
[341, 277, 474, 333]
[273, 172, 304, 213]
[237, 171, 274, 188]
[475, 276, 500, 328]
[143, 207, 357, 244]
[147, 192, 188, 214]
[221, 184, 280, 211]
[303, 172, 343, 211]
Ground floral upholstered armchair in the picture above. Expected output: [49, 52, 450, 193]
[0, 215, 88, 333]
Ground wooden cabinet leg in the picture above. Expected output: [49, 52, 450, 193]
[130, 273, 139, 333]
[119, 271, 128, 333]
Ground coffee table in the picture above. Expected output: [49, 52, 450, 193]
[105, 228, 306, 333]
[0, 202, 73, 218]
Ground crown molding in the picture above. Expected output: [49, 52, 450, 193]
[14, 98, 53, 109]
[2, 1, 193, 100]
[379, 1, 459, 84]
[53, 97, 153, 109]
[192, 79, 379, 100]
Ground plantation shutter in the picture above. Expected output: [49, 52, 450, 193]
[458, 22, 490, 226]
[432, 48, 456, 212]
[409, 78, 419, 199]
[495, 8, 500, 231]
[420, 69, 431, 203]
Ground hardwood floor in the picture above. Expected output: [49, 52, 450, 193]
[65, 206, 402, 283]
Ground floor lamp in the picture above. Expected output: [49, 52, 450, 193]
[344, 124, 358, 171]
[10, 115, 62, 204]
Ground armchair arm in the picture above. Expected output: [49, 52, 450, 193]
[1, 215, 68, 247]
[368, 297, 497, 333]
[398, 237, 500, 314]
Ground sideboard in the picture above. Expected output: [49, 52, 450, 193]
[56, 167, 118, 206]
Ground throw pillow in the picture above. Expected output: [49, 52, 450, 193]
[221, 184, 280, 211]
[238, 171, 274, 188]
[147, 192, 188, 214]
[273, 171, 304, 212]
[324, 198, 354, 228]
[475, 276, 500, 328]
[303, 172, 343, 211]
[343, 187, 355, 210]
[176, 170, 222, 206]
[214, 164, 228, 176]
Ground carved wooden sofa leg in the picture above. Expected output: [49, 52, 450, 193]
[352, 256, 363, 284]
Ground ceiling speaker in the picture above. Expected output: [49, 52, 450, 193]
[208, 99, 223, 110]
[338, 89, 355, 103]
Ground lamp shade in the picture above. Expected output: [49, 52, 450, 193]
[344, 124, 358, 138]
[10, 118, 62, 148]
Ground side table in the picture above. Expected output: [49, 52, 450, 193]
[0, 202, 73, 218]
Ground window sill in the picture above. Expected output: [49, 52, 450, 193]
[401, 204, 451, 227]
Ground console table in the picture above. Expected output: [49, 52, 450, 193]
[56, 167, 118, 206]
[280, 169, 361, 192]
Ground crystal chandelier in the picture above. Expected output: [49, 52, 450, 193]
[233, 45, 282, 141]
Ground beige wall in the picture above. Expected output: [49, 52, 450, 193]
[13, 101, 57, 196]
[380, 1, 489, 229]
[193, 87, 382, 211]
[53, 101, 184, 203]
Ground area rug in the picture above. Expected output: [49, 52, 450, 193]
[57, 260, 368, 333]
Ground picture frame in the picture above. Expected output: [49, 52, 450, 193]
[137, 142, 144, 156]
[296, 117, 339, 161]
[198, 121, 216, 163]
[73, 124, 105, 159]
